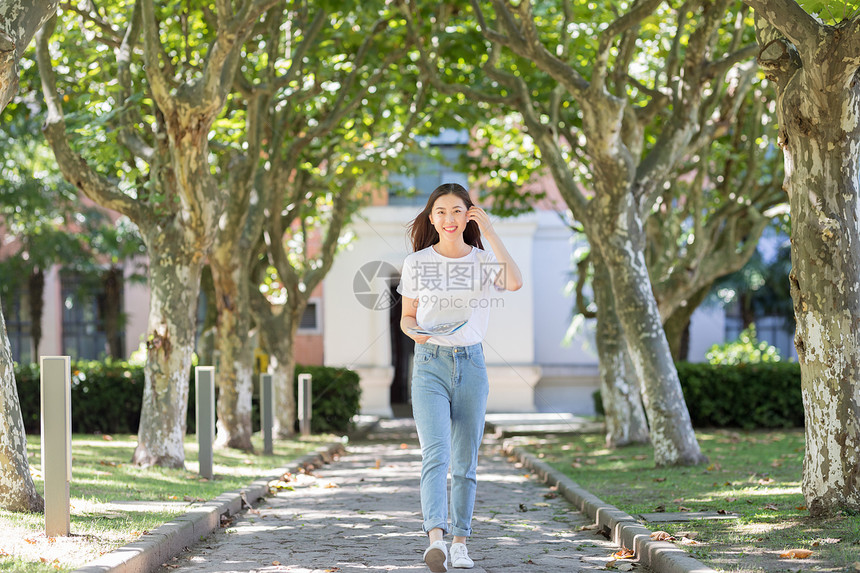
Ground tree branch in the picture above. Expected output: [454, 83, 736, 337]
[743, 0, 822, 52]
[36, 16, 146, 223]
[139, 0, 175, 115]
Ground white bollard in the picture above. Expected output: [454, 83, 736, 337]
[196, 367, 215, 480]
[298, 373, 312, 437]
[41, 356, 71, 537]
[260, 373, 273, 455]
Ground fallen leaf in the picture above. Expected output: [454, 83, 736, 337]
[605, 559, 617, 569]
[517, 503, 528, 512]
[653, 504, 666, 512]
[779, 549, 813, 559]
[633, 454, 648, 461]
[543, 492, 558, 499]
[102, 434, 113, 441]
[851, 561, 860, 571]
[717, 509, 731, 515]
[323, 482, 339, 489]
[678, 505, 692, 512]
[614, 548, 635, 559]
[764, 503, 779, 511]
[400, 443, 409, 449]
[726, 497, 738, 503]
[534, 502, 550, 507]
[759, 477, 775, 485]
[796, 505, 808, 510]
[680, 537, 700, 545]
[617, 564, 634, 572]
[579, 523, 598, 531]
[650, 531, 675, 541]
[676, 531, 698, 539]
[272, 561, 281, 566]
[653, 477, 667, 482]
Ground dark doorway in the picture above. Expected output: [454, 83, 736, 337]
[389, 283, 415, 417]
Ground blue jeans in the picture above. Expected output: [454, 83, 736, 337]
[411, 342, 489, 537]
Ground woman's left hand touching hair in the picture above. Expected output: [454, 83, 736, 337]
[467, 205, 496, 238]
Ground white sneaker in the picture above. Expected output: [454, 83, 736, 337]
[423, 540, 448, 572]
[449, 543, 474, 569]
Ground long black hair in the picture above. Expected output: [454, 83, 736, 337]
[407, 183, 484, 252]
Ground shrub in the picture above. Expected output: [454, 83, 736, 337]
[706, 324, 782, 365]
[15, 360, 144, 434]
[294, 365, 362, 434]
[15, 361, 361, 436]
[676, 361, 802, 429]
[592, 361, 803, 429]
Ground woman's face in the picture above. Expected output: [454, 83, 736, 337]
[429, 193, 469, 240]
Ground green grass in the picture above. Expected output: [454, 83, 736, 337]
[0, 432, 336, 573]
[517, 429, 860, 573]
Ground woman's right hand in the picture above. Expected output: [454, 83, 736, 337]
[411, 333, 431, 344]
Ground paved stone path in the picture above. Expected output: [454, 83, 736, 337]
[156, 420, 643, 573]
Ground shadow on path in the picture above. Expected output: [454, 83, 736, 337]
[155, 419, 643, 573]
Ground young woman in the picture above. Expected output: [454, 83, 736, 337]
[397, 183, 523, 571]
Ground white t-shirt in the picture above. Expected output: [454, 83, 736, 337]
[397, 245, 504, 346]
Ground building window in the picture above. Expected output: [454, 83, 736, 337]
[389, 130, 470, 206]
[298, 300, 320, 334]
[2, 292, 32, 364]
[61, 271, 124, 360]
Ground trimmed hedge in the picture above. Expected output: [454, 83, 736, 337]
[593, 361, 803, 429]
[676, 361, 803, 429]
[15, 361, 361, 436]
[294, 365, 362, 434]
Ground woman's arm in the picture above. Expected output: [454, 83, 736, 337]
[400, 295, 431, 344]
[468, 206, 524, 291]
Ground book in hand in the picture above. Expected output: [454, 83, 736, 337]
[407, 320, 468, 336]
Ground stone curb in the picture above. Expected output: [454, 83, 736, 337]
[72, 440, 347, 573]
[504, 443, 719, 573]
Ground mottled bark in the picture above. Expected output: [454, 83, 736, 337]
[0, 0, 60, 109]
[592, 258, 649, 447]
[594, 205, 707, 466]
[130, 241, 202, 468]
[210, 258, 254, 451]
[745, 0, 860, 515]
[0, 297, 43, 512]
[256, 306, 301, 439]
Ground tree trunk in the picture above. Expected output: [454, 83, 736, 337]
[779, 71, 860, 517]
[596, 210, 707, 467]
[663, 284, 711, 362]
[210, 257, 254, 451]
[257, 305, 302, 439]
[0, 0, 60, 110]
[592, 258, 649, 448]
[0, 0, 59, 512]
[130, 241, 202, 468]
[27, 268, 43, 359]
[0, 299, 44, 512]
[99, 267, 123, 359]
[743, 0, 860, 515]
